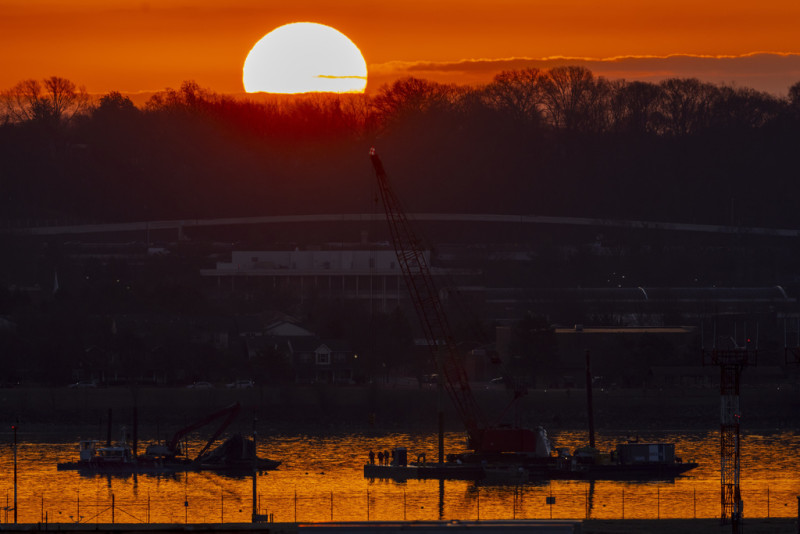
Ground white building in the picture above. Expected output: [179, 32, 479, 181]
[201, 249, 424, 311]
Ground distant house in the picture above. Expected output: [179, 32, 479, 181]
[265, 320, 316, 338]
[289, 337, 359, 384]
[242, 320, 359, 384]
[240, 319, 316, 360]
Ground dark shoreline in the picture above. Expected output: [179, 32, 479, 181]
[1, 384, 798, 438]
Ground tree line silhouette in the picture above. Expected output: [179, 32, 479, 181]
[2, 68, 800, 386]
[1, 67, 799, 227]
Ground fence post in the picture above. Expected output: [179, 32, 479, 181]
[512, 486, 516, 520]
[585, 487, 588, 519]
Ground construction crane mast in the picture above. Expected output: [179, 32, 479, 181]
[369, 148, 544, 455]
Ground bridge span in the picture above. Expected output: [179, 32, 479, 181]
[6, 213, 800, 238]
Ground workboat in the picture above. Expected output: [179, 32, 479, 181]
[58, 434, 281, 475]
[57, 403, 280, 475]
[364, 440, 697, 482]
[57, 439, 177, 474]
[194, 433, 281, 473]
[364, 423, 696, 482]
[549, 441, 698, 480]
[363, 152, 699, 484]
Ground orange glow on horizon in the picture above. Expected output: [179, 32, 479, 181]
[0, 1, 798, 96]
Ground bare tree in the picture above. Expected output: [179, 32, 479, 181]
[336, 93, 376, 135]
[95, 91, 138, 115]
[483, 68, 546, 125]
[540, 66, 601, 132]
[609, 80, 663, 134]
[1, 79, 43, 123]
[709, 86, 781, 130]
[1, 76, 89, 126]
[654, 78, 718, 136]
[371, 77, 455, 125]
[145, 80, 217, 113]
[788, 80, 800, 118]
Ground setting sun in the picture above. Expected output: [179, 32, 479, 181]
[243, 22, 367, 94]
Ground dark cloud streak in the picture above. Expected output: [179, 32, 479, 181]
[369, 53, 800, 95]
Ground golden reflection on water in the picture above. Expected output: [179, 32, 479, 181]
[0, 429, 797, 523]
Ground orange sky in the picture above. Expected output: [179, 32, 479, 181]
[2, 0, 800, 96]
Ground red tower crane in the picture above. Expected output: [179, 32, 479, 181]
[369, 148, 546, 456]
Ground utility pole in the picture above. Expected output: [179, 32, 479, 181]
[585, 350, 595, 449]
[251, 415, 257, 523]
[12, 422, 17, 524]
[783, 318, 800, 534]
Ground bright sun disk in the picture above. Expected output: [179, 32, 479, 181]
[243, 22, 367, 94]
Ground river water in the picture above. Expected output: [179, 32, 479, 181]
[0, 428, 797, 523]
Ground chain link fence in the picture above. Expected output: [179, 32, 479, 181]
[4, 485, 798, 524]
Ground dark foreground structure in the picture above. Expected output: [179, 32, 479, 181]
[0, 518, 797, 534]
[0, 521, 580, 533]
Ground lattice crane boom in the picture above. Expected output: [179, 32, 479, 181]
[370, 148, 485, 436]
[370, 148, 543, 454]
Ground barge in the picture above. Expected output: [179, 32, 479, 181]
[57, 434, 281, 476]
[58, 404, 280, 476]
[364, 442, 698, 482]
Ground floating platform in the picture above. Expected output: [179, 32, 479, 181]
[364, 459, 697, 482]
[57, 457, 281, 477]
[57, 434, 281, 477]
[364, 462, 484, 481]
